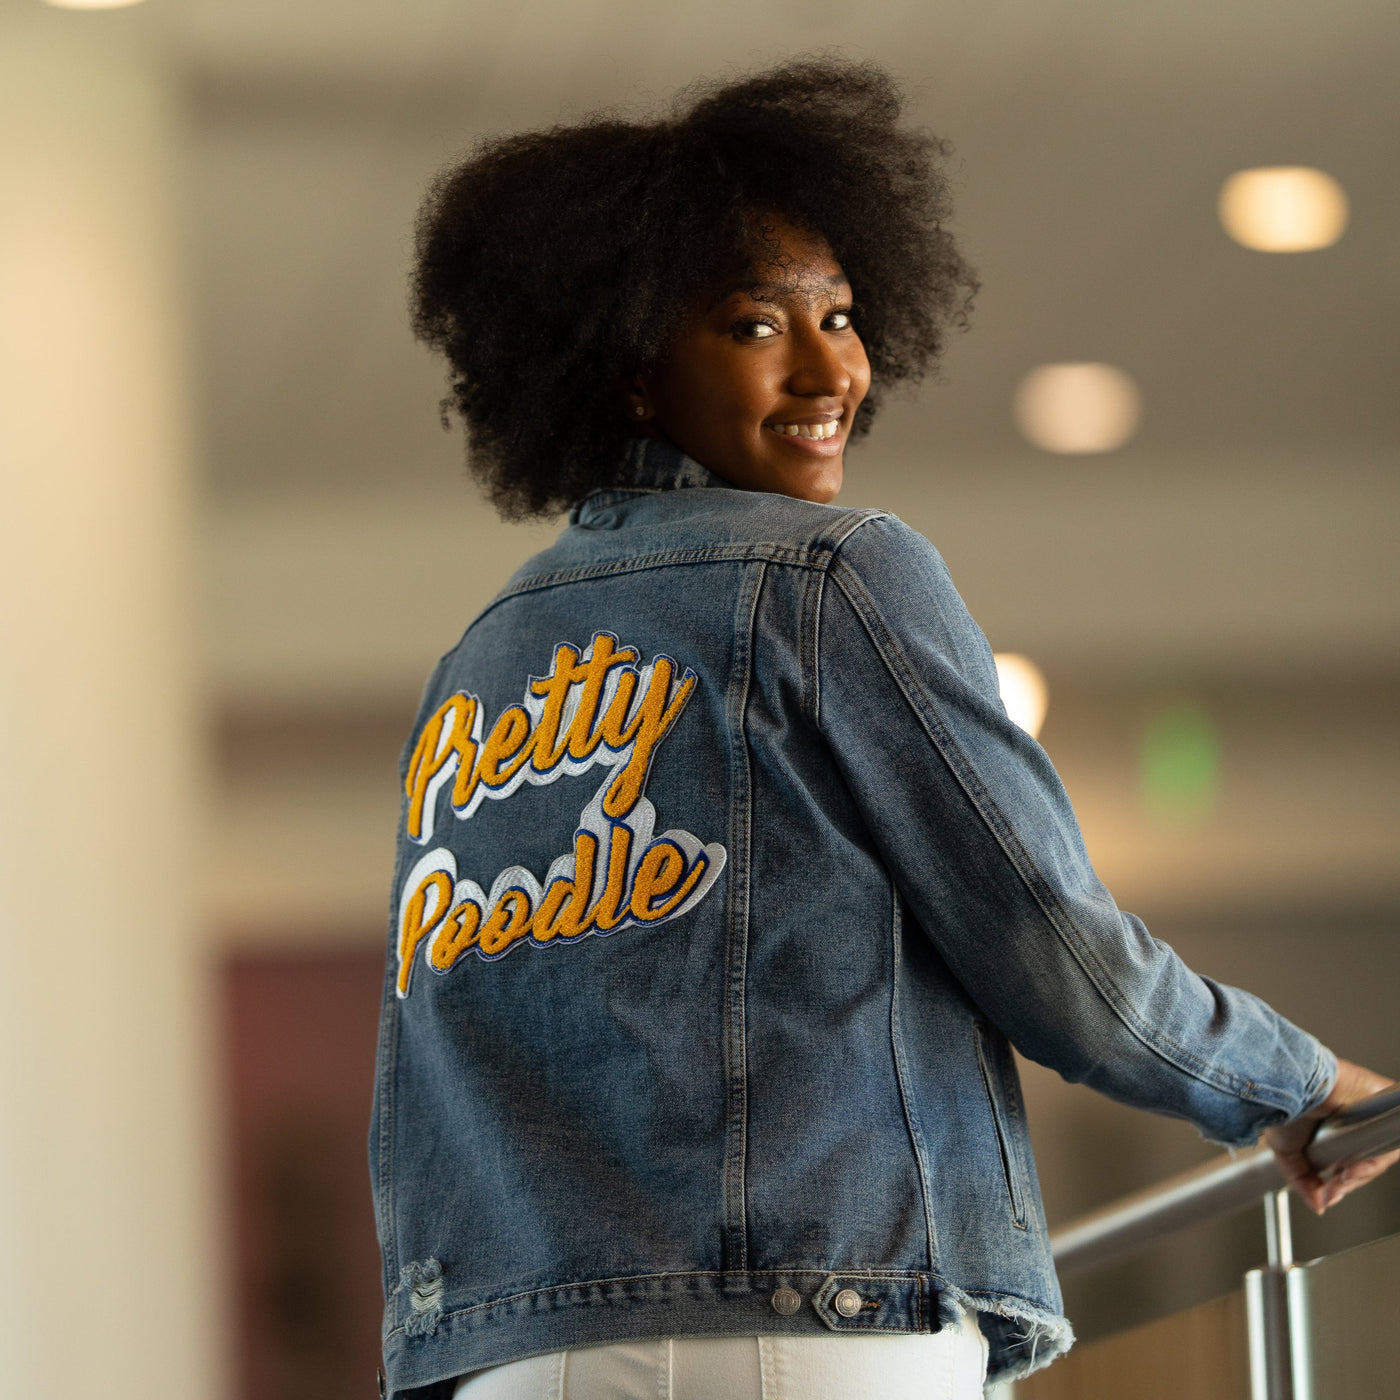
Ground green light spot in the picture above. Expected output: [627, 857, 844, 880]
[1139, 703, 1220, 825]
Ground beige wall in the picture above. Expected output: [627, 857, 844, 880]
[0, 19, 219, 1400]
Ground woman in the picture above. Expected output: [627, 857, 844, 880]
[371, 59, 1393, 1400]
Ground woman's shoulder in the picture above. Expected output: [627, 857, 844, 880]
[820, 509, 989, 667]
[480, 485, 954, 630]
[823, 506, 955, 594]
[555, 480, 891, 566]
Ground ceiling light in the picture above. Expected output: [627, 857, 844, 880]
[43, 0, 147, 9]
[1218, 167, 1348, 252]
[993, 654, 1048, 739]
[1014, 363, 1141, 454]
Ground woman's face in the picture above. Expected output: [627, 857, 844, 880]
[632, 219, 872, 504]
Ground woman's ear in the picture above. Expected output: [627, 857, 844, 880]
[614, 369, 654, 424]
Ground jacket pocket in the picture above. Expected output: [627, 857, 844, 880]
[974, 1021, 1029, 1229]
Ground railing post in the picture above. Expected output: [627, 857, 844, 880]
[1245, 1190, 1312, 1400]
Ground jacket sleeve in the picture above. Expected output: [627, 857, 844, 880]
[816, 512, 1335, 1146]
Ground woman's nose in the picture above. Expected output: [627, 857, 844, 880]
[787, 328, 852, 398]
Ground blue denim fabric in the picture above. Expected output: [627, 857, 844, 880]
[371, 438, 1334, 1396]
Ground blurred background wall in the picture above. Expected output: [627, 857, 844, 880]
[1, 0, 1396, 1396]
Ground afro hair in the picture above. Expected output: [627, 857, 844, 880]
[411, 57, 978, 518]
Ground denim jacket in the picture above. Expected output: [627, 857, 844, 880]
[371, 438, 1334, 1395]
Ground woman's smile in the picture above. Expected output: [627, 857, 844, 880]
[764, 416, 843, 445]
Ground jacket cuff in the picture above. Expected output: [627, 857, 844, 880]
[1294, 1043, 1339, 1120]
[1207, 1042, 1338, 1148]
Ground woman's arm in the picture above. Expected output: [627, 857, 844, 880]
[816, 513, 1387, 1169]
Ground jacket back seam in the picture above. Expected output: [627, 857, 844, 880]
[810, 512, 890, 723]
[374, 985, 399, 1297]
[502, 542, 838, 596]
[799, 557, 822, 724]
[439, 511, 889, 666]
[723, 559, 766, 1271]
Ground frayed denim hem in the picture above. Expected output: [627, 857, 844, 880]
[935, 1281, 1075, 1383]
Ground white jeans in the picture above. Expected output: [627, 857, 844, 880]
[451, 1308, 988, 1400]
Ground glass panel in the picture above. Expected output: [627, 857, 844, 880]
[1297, 1229, 1400, 1400]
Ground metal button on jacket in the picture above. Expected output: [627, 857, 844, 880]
[833, 1288, 863, 1318]
[770, 1286, 802, 1316]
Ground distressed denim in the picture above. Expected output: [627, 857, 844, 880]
[371, 438, 1334, 1397]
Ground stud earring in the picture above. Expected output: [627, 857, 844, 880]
[634, 405, 646, 418]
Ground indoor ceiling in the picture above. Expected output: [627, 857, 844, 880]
[174, 0, 1400, 491]
[24, 0, 1393, 693]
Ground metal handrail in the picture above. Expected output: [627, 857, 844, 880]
[1051, 1087, 1400, 1277]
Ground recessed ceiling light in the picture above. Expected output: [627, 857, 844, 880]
[1013, 363, 1141, 455]
[1218, 167, 1348, 252]
[993, 654, 1049, 739]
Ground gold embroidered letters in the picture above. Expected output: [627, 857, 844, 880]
[395, 633, 726, 997]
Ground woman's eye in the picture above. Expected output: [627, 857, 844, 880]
[733, 318, 778, 341]
[825, 310, 854, 331]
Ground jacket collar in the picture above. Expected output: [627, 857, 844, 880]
[570, 438, 728, 522]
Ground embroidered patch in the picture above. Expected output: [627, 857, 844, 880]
[395, 632, 726, 996]
[403, 632, 693, 845]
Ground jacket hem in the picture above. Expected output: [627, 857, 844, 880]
[381, 1266, 1074, 1397]
[933, 1279, 1075, 1383]
[381, 1267, 941, 1399]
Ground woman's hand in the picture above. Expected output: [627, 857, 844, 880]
[1265, 1057, 1399, 1214]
